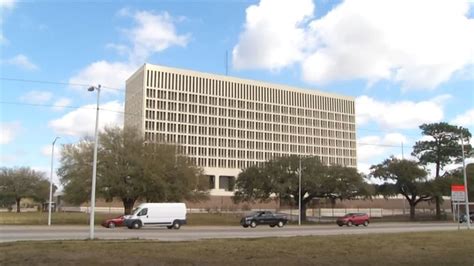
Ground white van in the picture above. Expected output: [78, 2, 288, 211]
[124, 203, 187, 229]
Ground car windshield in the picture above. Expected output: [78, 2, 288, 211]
[131, 208, 141, 215]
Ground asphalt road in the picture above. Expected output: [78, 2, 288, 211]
[0, 222, 466, 243]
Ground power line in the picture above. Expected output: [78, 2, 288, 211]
[0, 101, 142, 117]
[0, 77, 124, 91]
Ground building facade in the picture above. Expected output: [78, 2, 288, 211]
[125, 64, 356, 196]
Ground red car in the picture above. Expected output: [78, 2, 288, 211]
[336, 213, 369, 227]
[101, 215, 125, 228]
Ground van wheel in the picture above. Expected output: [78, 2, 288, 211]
[250, 221, 257, 228]
[277, 221, 284, 228]
[173, 221, 181, 230]
[132, 221, 142, 229]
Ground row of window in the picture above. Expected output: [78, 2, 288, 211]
[144, 112, 356, 132]
[144, 97, 355, 123]
[144, 131, 356, 155]
[187, 157, 356, 169]
[144, 120, 356, 140]
[145, 70, 355, 114]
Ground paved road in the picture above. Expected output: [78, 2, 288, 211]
[0, 223, 465, 243]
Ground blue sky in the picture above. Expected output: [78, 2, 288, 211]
[1, 0, 473, 187]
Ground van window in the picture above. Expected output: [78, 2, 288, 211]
[138, 208, 148, 216]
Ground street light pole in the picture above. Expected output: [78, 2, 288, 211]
[48, 136, 60, 226]
[88, 84, 101, 239]
[298, 156, 302, 226]
[461, 131, 470, 229]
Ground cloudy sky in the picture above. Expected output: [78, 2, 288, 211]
[1, 0, 473, 187]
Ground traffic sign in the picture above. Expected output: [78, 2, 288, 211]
[451, 185, 466, 202]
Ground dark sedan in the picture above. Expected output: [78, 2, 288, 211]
[101, 215, 125, 228]
[240, 211, 288, 228]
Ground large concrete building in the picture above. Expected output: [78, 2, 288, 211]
[125, 64, 356, 196]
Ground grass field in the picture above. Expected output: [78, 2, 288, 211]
[0, 212, 244, 226]
[0, 231, 473, 265]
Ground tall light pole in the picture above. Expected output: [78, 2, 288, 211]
[88, 84, 101, 239]
[298, 156, 302, 226]
[461, 131, 470, 229]
[48, 136, 60, 226]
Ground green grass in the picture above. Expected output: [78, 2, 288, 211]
[0, 212, 244, 226]
[1, 231, 473, 265]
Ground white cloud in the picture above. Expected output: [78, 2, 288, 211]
[0, 122, 20, 144]
[0, 0, 16, 10]
[356, 95, 451, 129]
[0, 0, 16, 45]
[4, 54, 38, 70]
[69, 61, 136, 91]
[19, 90, 53, 104]
[232, 0, 314, 70]
[0, 33, 7, 45]
[69, 10, 189, 90]
[233, 0, 474, 90]
[41, 144, 52, 157]
[452, 109, 474, 127]
[52, 98, 72, 111]
[123, 10, 190, 62]
[49, 101, 124, 137]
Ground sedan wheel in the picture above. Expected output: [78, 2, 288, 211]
[108, 222, 116, 229]
[363, 220, 369, 227]
[250, 221, 257, 228]
[277, 221, 284, 228]
[347, 221, 353, 227]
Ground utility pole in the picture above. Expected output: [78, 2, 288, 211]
[461, 131, 470, 229]
[298, 156, 302, 226]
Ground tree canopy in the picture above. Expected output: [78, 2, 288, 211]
[58, 126, 208, 214]
[411, 122, 472, 218]
[370, 157, 431, 220]
[0, 167, 51, 212]
[233, 155, 369, 221]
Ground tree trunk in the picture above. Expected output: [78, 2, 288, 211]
[122, 198, 136, 215]
[16, 198, 21, 213]
[409, 204, 416, 220]
[435, 196, 441, 220]
[300, 203, 307, 222]
[435, 161, 441, 220]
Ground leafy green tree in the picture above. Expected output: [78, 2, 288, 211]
[234, 155, 368, 221]
[371, 157, 432, 220]
[443, 163, 474, 201]
[58, 138, 95, 205]
[0, 167, 50, 212]
[411, 122, 471, 219]
[59, 127, 208, 214]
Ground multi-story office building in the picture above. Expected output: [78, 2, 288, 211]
[125, 64, 356, 196]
